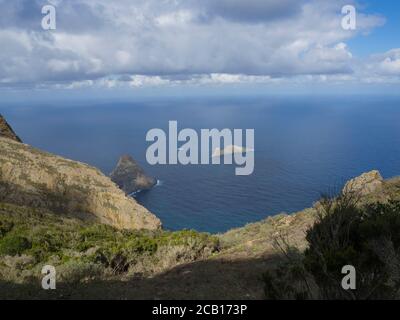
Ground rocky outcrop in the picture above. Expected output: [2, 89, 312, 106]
[343, 170, 383, 196]
[0, 114, 22, 142]
[0, 137, 161, 230]
[110, 155, 156, 195]
[212, 145, 254, 158]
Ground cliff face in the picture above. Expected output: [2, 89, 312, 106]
[0, 137, 161, 230]
[110, 155, 156, 194]
[0, 115, 22, 143]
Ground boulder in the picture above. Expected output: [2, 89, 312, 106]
[343, 170, 383, 196]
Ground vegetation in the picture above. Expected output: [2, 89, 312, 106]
[0, 203, 219, 288]
[2, 166, 400, 299]
[263, 193, 400, 300]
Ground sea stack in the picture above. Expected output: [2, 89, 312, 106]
[110, 155, 157, 195]
[0, 114, 22, 142]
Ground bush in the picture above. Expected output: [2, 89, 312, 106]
[0, 234, 32, 256]
[28, 231, 65, 261]
[305, 197, 400, 299]
[263, 194, 400, 300]
[58, 260, 103, 284]
[0, 203, 220, 284]
[0, 219, 14, 237]
[263, 245, 312, 300]
[127, 236, 158, 254]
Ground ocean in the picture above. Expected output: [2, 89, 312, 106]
[2, 95, 400, 233]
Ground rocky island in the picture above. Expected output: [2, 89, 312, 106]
[110, 155, 157, 195]
[212, 144, 254, 157]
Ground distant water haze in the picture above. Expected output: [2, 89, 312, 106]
[2, 95, 400, 232]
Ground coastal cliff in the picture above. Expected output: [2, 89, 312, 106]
[2, 161, 399, 299]
[1, 115, 400, 300]
[0, 114, 22, 143]
[218, 169, 396, 258]
[0, 137, 161, 230]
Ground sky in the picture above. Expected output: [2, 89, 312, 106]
[0, 0, 399, 100]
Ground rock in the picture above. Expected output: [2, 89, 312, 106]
[0, 114, 22, 142]
[110, 155, 156, 195]
[0, 137, 161, 230]
[343, 170, 383, 196]
[212, 145, 254, 158]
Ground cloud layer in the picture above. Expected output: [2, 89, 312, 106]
[0, 0, 396, 89]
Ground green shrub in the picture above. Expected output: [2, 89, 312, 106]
[305, 197, 400, 299]
[263, 195, 400, 300]
[127, 236, 158, 254]
[0, 234, 32, 256]
[263, 244, 312, 300]
[0, 219, 14, 237]
[0, 203, 220, 284]
[28, 233, 65, 261]
[58, 260, 103, 284]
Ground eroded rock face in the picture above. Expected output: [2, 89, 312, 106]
[0, 115, 22, 143]
[0, 137, 161, 230]
[343, 170, 383, 196]
[110, 155, 156, 195]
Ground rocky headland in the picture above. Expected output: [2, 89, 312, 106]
[0, 114, 22, 143]
[0, 137, 161, 230]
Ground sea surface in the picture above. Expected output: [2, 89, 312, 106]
[2, 95, 400, 233]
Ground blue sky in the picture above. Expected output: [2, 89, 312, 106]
[347, 0, 400, 56]
[0, 0, 399, 99]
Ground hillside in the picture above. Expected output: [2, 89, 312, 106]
[0, 202, 219, 299]
[0, 137, 161, 230]
[219, 170, 400, 259]
[1, 116, 400, 299]
[1, 169, 399, 299]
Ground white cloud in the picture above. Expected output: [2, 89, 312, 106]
[0, 0, 394, 89]
[376, 49, 400, 75]
[155, 10, 194, 26]
[47, 59, 79, 72]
